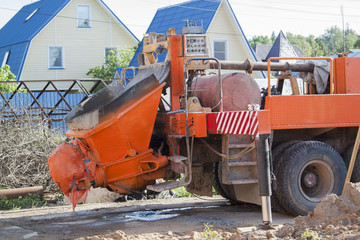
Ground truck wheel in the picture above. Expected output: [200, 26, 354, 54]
[271, 141, 301, 213]
[275, 141, 346, 216]
[344, 146, 360, 182]
[213, 162, 235, 201]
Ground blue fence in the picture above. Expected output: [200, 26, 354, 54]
[0, 92, 86, 134]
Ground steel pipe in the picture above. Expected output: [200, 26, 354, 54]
[0, 186, 44, 200]
[209, 60, 315, 73]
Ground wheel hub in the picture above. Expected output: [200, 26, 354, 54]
[302, 171, 317, 188]
[298, 160, 334, 202]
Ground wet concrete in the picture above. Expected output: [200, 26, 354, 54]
[0, 197, 293, 240]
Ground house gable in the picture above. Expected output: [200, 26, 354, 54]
[97, 0, 139, 42]
[21, 0, 138, 83]
[0, 0, 138, 82]
[207, 0, 264, 78]
[125, 0, 264, 79]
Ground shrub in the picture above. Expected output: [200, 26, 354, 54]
[0, 119, 65, 190]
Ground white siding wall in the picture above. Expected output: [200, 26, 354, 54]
[21, 0, 138, 88]
[207, 1, 263, 79]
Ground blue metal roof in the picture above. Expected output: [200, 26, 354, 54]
[0, 0, 71, 79]
[99, 0, 139, 42]
[0, 42, 30, 79]
[0, 0, 70, 48]
[0, 0, 138, 80]
[127, 0, 221, 69]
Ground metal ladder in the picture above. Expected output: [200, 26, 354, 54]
[221, 135, 257, 185]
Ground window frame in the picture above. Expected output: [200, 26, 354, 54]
[105, 47, 117, 58]
[1, 50, 10, 68]
[48, 46, 64, 69]
[77, 4, 91, 28]
[212, 39, 228, 60]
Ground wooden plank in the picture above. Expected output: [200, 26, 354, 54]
[343, 126, 360, 194]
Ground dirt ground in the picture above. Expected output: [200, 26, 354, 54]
[2, 183, 360, 240]
[0, 196, 292, 240]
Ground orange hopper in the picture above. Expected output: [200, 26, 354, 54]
[48, 68, 169, 209]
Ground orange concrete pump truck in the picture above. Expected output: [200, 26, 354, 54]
[48, 23, 360, 225]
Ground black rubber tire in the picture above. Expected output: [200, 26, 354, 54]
[212, 162, 237, 201]
[271, 141, 301, 213]
[344, 146, 360, 183]
[212, 162, 229, 199]
[275, 141, 347, 216]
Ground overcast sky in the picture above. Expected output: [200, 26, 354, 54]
[0, 0, 359, 40]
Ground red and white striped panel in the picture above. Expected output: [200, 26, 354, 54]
[207, 111, 259, 136]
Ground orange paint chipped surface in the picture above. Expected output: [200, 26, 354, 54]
[48, 84, 169, 209]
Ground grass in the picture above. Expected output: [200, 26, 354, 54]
[173, 186, 194, 198]
[301, 229, 319, 240]
[202, 223, 222, 240]
[173, 186, 218, 198]
[0, 193, 47, 210]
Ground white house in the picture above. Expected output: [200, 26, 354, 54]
[0, 0, 139, 89]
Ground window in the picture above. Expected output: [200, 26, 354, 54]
[49, 46, 64, 69]
[25, 8, 39, 22]
[105, 47, 117, 58]
[77, 5, 90, 27]
[213, 40, 228, 60]
[1, 51, 10, 67]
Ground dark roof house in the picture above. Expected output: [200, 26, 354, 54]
[253, 44, 272, 61]
[253, 31, 303, 62]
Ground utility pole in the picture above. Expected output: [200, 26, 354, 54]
[341, 5, 345, 52]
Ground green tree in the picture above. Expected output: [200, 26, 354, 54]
[318, 26, 358, 55]
[345, 26, 358, 50]
[270, 31, 276, 43]
[249, 35, 272, 48]
[354, 38, 360, 49]
[87, 46, 136, 79]
[286, 33, 325, 57]
[0, 65, 25, 92]
[286, 32, 312, 57]
[306, 35, 323, 57]
[317, 26, 342, 55]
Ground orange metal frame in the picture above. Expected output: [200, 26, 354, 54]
[65, 83, 169, 194]
[168, 112, 208, 137]
[169, 34, 185, 111]
[262, 57, 360, 132]
[267, 57, 334, 95]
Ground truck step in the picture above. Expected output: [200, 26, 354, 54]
[229, 161, 257, 167]
[146, 180, 187, 192]
[228, 143, 254, 149]
[168, 134, 186, 139]
[228, 179, 258, 184]
[169, 155, 187, 163]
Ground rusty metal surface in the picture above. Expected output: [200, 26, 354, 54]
[209, 60, 315, 72]
[0, 186, 43, 200]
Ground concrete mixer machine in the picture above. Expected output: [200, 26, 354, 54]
[49, 24, 360, 225]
